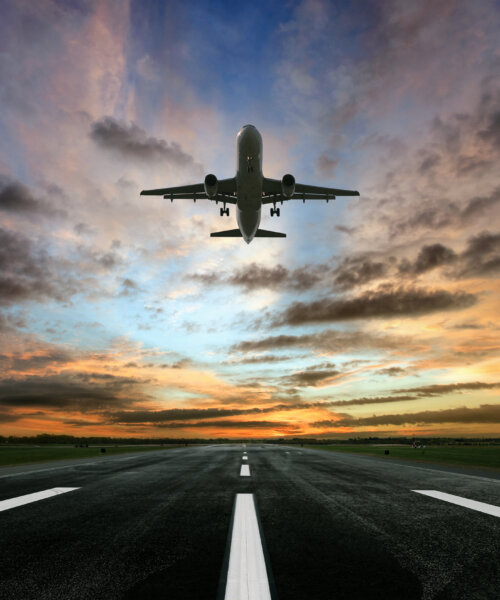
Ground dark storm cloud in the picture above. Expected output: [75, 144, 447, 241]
[273, 286, 476, 326]
[312, 404, 500, 428]
[0, 373, 149, 411]
[0, 228, 76, 305]
[0, 176, 65, 218]
[90, 117, 201, 168]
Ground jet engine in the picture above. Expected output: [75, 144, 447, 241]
[204, 174, 218, 198]
[281, 174, 295, 198]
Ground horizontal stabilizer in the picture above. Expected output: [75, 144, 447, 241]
[255, 229, 286, 238]
[210, 229, 243, 237]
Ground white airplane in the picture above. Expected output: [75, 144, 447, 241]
[141, 124, 359, 244]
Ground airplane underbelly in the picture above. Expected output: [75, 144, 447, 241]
[237, 207, 261, 241]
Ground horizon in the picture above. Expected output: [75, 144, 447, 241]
[1, 0, 499, 439]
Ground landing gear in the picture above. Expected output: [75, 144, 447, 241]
[270, 207, 280, 217]
[220, 207, 229, 217]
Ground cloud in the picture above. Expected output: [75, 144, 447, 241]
[312, 404, 500, 428]
[273, 286, 476, 326]
[394, 381, 500, 396]
[0, 176, 67, 221]
[0, 411, 22, 423]
[90, 116, 202, 168]
[316, 154, 338, 175]
[0, 373, 149, 411]
[391, 188, 500, 238]
[232, 328, 421, 356]
[333, 256, 390, 290]
[189, 262, 325, 292]
[323, 395, 417, 407]
[149, 419, 288, 429]
[108, 406, 278, 424]
[375, 367, 407, 377]
[226, 354, 294, 364]
[0, 228, 76, 305]
[399, 244, 457, 275]
[456, 231, 500, 277]
[0, 349, 73, 372]
[283, 366, 341, 388]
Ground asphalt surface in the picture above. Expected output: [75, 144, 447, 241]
[0, 445, 499, 599]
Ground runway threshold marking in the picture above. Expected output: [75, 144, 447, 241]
[413, 490, 500, 518]
[0, 487, 80, 513]
[240, 465, 250, 477]
[224, 494, 271, 600]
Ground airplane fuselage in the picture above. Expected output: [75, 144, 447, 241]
[141, 125, 360, 241]
[236, 125, 263, 243]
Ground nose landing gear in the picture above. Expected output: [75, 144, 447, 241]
[270, 207, 280, 217]
[220, 207, 230, 217]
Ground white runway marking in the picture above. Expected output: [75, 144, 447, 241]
[413, 490, 500, 518]
[240, 465, 250, 477]
[243, 452, 247, 455]
[224, 494, 271, 600]
[0, 487, 80, 512]
[242, 456, 248, 461]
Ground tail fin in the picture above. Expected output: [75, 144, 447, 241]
[255, 229, 286, 237]
[210, 229, 242, 237]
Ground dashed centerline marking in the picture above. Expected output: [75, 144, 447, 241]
[413, 490, 500, 518]
[242, 456, 248, 461]
[224, 494, 271, 600]
[0, 487, 80, 513]
[240, 465, 250, 477]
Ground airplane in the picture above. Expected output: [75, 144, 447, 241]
[140, 124, 359, 244]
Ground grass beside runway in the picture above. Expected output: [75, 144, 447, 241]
[0, 444, 184, 467]
[306, 444, 500, 470]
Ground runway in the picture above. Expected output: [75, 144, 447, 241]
[0, 445, 499, 599]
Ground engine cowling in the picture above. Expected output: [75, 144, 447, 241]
[281, 173, 295, 198]
[204, 174, 218, 198]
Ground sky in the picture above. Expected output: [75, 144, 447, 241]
[0, 0, 499, 439]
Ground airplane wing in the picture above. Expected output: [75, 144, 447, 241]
[140, 178, 237, 204]
[262, 177, 359, 204]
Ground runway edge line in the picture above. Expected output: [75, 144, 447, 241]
[412, 490, 500, 518]
[0, 487, 80, 513]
